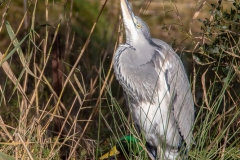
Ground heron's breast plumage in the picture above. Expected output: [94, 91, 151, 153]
[114, 44, 160, 103]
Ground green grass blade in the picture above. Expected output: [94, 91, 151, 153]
[5, 21, 38, 79]
[0, 152, 15, 160]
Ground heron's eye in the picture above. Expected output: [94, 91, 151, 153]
[136, 23, 142, 28]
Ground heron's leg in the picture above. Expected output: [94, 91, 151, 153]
[157, 146, 163, 160]
[164, 146, 179, 160]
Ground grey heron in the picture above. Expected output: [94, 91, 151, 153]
[113, 0, 194, 159]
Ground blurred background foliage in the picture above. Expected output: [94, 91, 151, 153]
[194, 0, 240, 109]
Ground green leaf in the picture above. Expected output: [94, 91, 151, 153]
[0, 32, 29, 66]
[5, 21, 39, 80]
[0, 152, 15, 160]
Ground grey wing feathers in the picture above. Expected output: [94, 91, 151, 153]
[152, 38, 194, 146]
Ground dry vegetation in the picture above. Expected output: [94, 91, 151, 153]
[0, 0, 239, 159]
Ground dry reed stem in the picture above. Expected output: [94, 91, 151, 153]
[0, 85, 6, 105]
[201, 68, 212, 111]
[48, 96, 78, 159]
[17, 133, 34, 160]
[64, 1, 109, 159]
[64, 0, 74, 61]
[35, 64, 89, 158]
[44, 0, 49, 63]
[92, 17, 122, 117]
[189, 0, 206, 35]
[0, 50, 28, 158]
[0, 52, 28, 102]
[0, 116, 13, 141]
[139, 0, 152, 15]
[35, 64, 82, 128]
[74, 74, 86, 97]
[0, 0, 11, 32]
[23, 21, 61, 128]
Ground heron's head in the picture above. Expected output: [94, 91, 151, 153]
[120, 0, 151, 44]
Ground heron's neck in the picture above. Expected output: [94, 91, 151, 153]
[126, 35, 150, 47]
[125, 31, 138, 44]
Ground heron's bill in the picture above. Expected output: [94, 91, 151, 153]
[99, 146, 120, 160]
[120, 0, 137, 23]
[120, 0, 132, 21]
[120, 0, 138, 40]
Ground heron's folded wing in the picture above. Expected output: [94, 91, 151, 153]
[151, 39, 194, 146]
